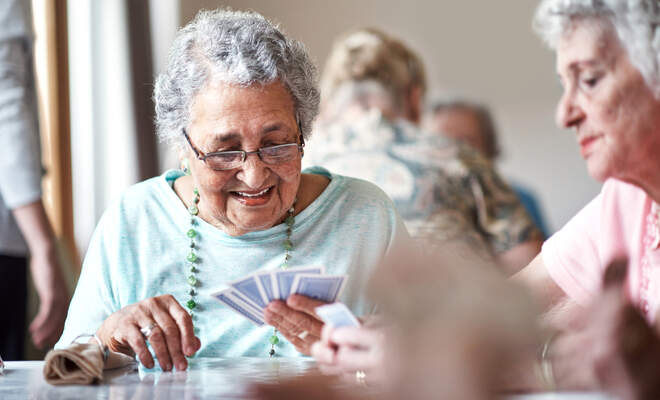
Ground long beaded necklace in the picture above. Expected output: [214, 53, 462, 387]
[184, 185, 296, 357]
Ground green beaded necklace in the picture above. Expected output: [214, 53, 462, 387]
[184, 185, 296, 357]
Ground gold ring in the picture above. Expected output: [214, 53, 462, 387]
[355, 370, 367, 386]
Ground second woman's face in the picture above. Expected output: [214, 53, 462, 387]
[186, 81, 302, 236]
[555, 21, 660, 183]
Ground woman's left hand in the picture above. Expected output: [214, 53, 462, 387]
[264, 294, 327, 355]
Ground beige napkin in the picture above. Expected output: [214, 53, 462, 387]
[43, 342, 135, 385]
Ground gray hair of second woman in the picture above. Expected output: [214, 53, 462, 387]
[153, 9, 320, 149]
[533, 0, 660, 98]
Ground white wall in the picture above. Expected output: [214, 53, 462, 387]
[177, 0, 602, 232]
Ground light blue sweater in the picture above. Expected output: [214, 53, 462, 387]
[57, 168, 408, 358]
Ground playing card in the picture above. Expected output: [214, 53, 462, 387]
[230, 275, 268, 309]
[211, 288, 265, 326]
[255, 271, 276, 303]
[274, 266, 325, 300]
[290, 274, 347, 303]
[315, 302, 361, 328]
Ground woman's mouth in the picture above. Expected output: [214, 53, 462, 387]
[230, 186, 274, 206]
[579, 135, 601, 158]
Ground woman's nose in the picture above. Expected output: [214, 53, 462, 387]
[555, 91, 584, 129]
[236, 152, 270, 188]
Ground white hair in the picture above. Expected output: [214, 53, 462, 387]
[533, 0, 660, 98]
[153, 9, 320, 149]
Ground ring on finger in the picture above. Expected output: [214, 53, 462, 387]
[355, 370, 367, 386]
[140, 323, 158, 338]
[297, 330, 309, 340]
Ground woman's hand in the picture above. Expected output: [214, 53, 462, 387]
[263, 294, 326, 355]
[28, 246, 69, 349]
[311, 325, 385, 384]
[549, 260, 660, 399]
[96, 294, 201, 371]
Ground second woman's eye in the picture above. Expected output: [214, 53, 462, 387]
[581, 75, 601, 89]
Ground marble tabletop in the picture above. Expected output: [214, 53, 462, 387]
[0, 358, 615, 400]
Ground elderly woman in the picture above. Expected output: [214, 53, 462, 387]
[514, 0, 660, 396]
[55, 9, 407, 372]
[315, 1, 660, 397]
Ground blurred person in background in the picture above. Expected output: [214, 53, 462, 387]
[305, 28, 543, 274]
[0, 0, 68, 359]
[423, 99, 550, 237]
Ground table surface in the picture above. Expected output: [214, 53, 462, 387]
[0, 359, 615, 400]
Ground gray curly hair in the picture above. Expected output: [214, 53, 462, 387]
[533, 0, 660, 98]
[154, 9, 320, 148]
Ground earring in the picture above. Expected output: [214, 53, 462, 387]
[181, 158, 191, 175]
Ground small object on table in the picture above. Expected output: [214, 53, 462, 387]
[42, 334, 134, 385]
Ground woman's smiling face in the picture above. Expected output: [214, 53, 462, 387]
[185, 80, 303, 236]
[555, 20, 660, 183]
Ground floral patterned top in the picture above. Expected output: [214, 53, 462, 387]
[305, 110, 542, 256]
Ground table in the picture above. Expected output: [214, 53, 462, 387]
[0, 359, 615, 399]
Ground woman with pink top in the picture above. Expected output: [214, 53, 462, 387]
[312, 1, 660, 398]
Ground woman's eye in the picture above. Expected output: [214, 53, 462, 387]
[581, 76, 600, 88]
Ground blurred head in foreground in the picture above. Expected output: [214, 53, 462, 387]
[253, 242, 540, 400]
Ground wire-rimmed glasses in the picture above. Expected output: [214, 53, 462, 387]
[182, 129, 305, 171]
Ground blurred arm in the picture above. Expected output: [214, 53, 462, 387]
[0, 1, 68, 348]
[513, 253, 567, 314]
[13, 200, 68, 348]
[497, 240, 543, 276]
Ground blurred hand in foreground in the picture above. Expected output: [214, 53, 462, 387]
[311, 324, 386, 384]
[548, 260, 660, 400]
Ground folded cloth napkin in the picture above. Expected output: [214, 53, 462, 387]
[43, 341, 135, 385]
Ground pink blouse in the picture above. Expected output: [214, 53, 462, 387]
[542, 179, 660, 321]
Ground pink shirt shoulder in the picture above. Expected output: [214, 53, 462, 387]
[542, 179, 660, 320]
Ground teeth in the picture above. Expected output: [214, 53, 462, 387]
[236, 187, 270, 197]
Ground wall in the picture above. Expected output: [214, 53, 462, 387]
[176, 0, 602, 232]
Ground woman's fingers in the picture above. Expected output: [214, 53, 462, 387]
[97, 294, 200, 371]
[311, 340, 336, 365]
[335, 345, 375, 371]
[149, 303, 185, 371]
[136, 314, 173, 371]
[166, 297, 200, 356]
[330, 327, 382, 349]
[266, 301, 323, 336]
[264, 301, 324, 354]
[149, 294, 200, 371]
[286, 294, 327, 318]
[124, 324, 155, 369]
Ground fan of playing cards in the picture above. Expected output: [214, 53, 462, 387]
[211, 266, 348, 326]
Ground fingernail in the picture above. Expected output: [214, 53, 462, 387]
[177, 362, 187, 371]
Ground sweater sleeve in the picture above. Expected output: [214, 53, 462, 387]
[0, 0, 42, 209]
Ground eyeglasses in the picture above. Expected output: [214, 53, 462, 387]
[182, 129, 305, 171]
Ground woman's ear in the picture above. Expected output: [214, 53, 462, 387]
[181, 158, 191, 175]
